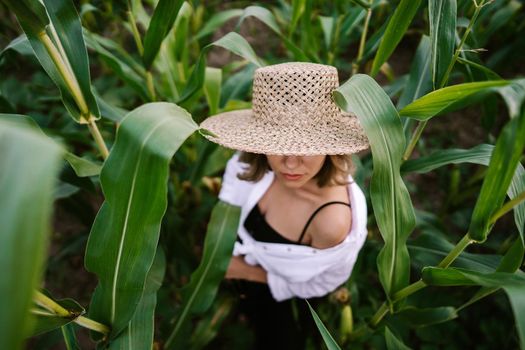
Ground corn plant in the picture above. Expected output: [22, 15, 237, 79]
[1, 0, 524, 349]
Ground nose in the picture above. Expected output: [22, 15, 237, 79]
[283, 156, 301, 170]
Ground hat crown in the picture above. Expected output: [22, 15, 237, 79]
[252, 62, 341, 127]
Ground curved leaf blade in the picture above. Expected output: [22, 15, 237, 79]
[194, 9, 243, 40]
[43, 0, 100, 119]
[307, 301, 341, 350]
[108, 248, 166, 349]
[0, 122, 62, 350]
[468, 108, 525, 242]
[85, 102, 198, 338]
[142, 0, 184, 69]
[399, 80, 510, 121]
[397, 35, 432, 109]
[402, 144, 525, 241]
[385, 326, 411, 350]
[334, 75, 416, 298]
[422, 267, 525, 348]
[370, 0, 422, 77]
[166, 201, 240, 349]
[429, 0, 457, 88]
[178, 32, 264, 104]
[394, 306, 458, 328]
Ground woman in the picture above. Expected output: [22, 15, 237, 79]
[200, 62, 369, 349]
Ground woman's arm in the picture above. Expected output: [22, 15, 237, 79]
[225, 256, 267, 283]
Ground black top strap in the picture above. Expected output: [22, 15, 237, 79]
[297, 201, 351, 244]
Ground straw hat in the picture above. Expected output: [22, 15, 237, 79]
[200, 62, 369, 156]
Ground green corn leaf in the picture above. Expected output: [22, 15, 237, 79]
[204, 67, 222, 116]
[63, 153, 102, 177]
[394, 306, 458, 328]
[385, 326, 412, 350]
[237, 5, 309, 61]
[194, 9, 243, 40]
[408, 232, 500, 272]
[189, 296, 234, 349]
[469, 108, 525, 242]
[93, 90, 128, 123]
[142, 0, 184, 69]
[497, 78, 525, 119]
[1, 0, 48, 35]
[461, 238, 524, 310]
[84, 30, 150, 101]
[165, 201, 240, 349]
[429, 0, 457, 88]
[397, 35, 432, 109]
[0, 34, 33, 57]
[457, 57, 502, 80]
[402, 144, 525, 240]
[31, 297, 84, 336]
[399, 80, 509, 121]
[8, 0, 101, 123]
[85, 102, 198, 338]
[61, 324, 80, 350]
[421, 267, 525, 348]
[178, 32, 264, 104]
[108, 248, 166, 349]
[307, 301, 341, 350]
[0, 121, 62, 350]
[0, 113, 103, 178]
[290, 0, 307, 34]
[370, 0, 422, 77]
[349, 0, 372, 9]
[334, 75, 416, 298]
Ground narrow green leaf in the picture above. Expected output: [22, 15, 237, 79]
[370, 0, 422, 77]
[307, 300, 341, 350]
[31, 298, 84, 336]
[0, 34, 33, 57]
[469, 109, 525, 242]
[178, 32, 264, 104]
[402, 144, 525, 241]
[108, 248, 166, 349]
[399, 80, 509, 121]
[63, 153, 102, 177]
[85, 102, 198, 338]
[203, 67, 222, 116]
[93, 89, 128, 122]
[422, 267, 525, 348]
[349, 0, 372, 9]
[408, 232, 500, 272]
[397, 35, 432, 109]
[497, 78, 525, 119]
[238, 6, 281, 34]
[6, 0, 100, 122]
[0, 121, 62, 350]
[142, 0, 184, 69]
[61, 324, 80, 350]
[385, 326, 412, 350]
[462, 238, 524, 310]
[334, 75, 416, 298]
[194, 9, 243, 40]
[429, 0, 457, 88]
[166, 201, 240, 349]
[1, 0, 48, 34]
[43, 0, 100, 119]
[84, 30, 150, 101]
[394, 306, 458, 327]
[237, 5, 308, 61]
[457, 57, 502, 80]
[320, 16, 335, 51]
[290, 0, 306, 34]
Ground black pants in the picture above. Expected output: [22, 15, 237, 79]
[236, 280, 319, 350]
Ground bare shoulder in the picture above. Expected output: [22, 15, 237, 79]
[309, 203, 352, 249]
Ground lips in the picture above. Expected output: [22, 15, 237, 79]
[282, 173, 303, 181]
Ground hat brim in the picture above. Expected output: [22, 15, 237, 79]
[200, 109, 369, 156]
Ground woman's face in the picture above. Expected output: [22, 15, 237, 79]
[266, 155, 326, 189]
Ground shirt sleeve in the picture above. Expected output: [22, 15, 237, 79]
[218, 153, 248, 206]
[266, 257, 354, 301]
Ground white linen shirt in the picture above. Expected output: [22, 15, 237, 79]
[219, 153, 368, 301]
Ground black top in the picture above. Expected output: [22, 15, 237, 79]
[244, 201, 351, 245]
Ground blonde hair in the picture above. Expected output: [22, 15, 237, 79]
[237, 152, 354, 187]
